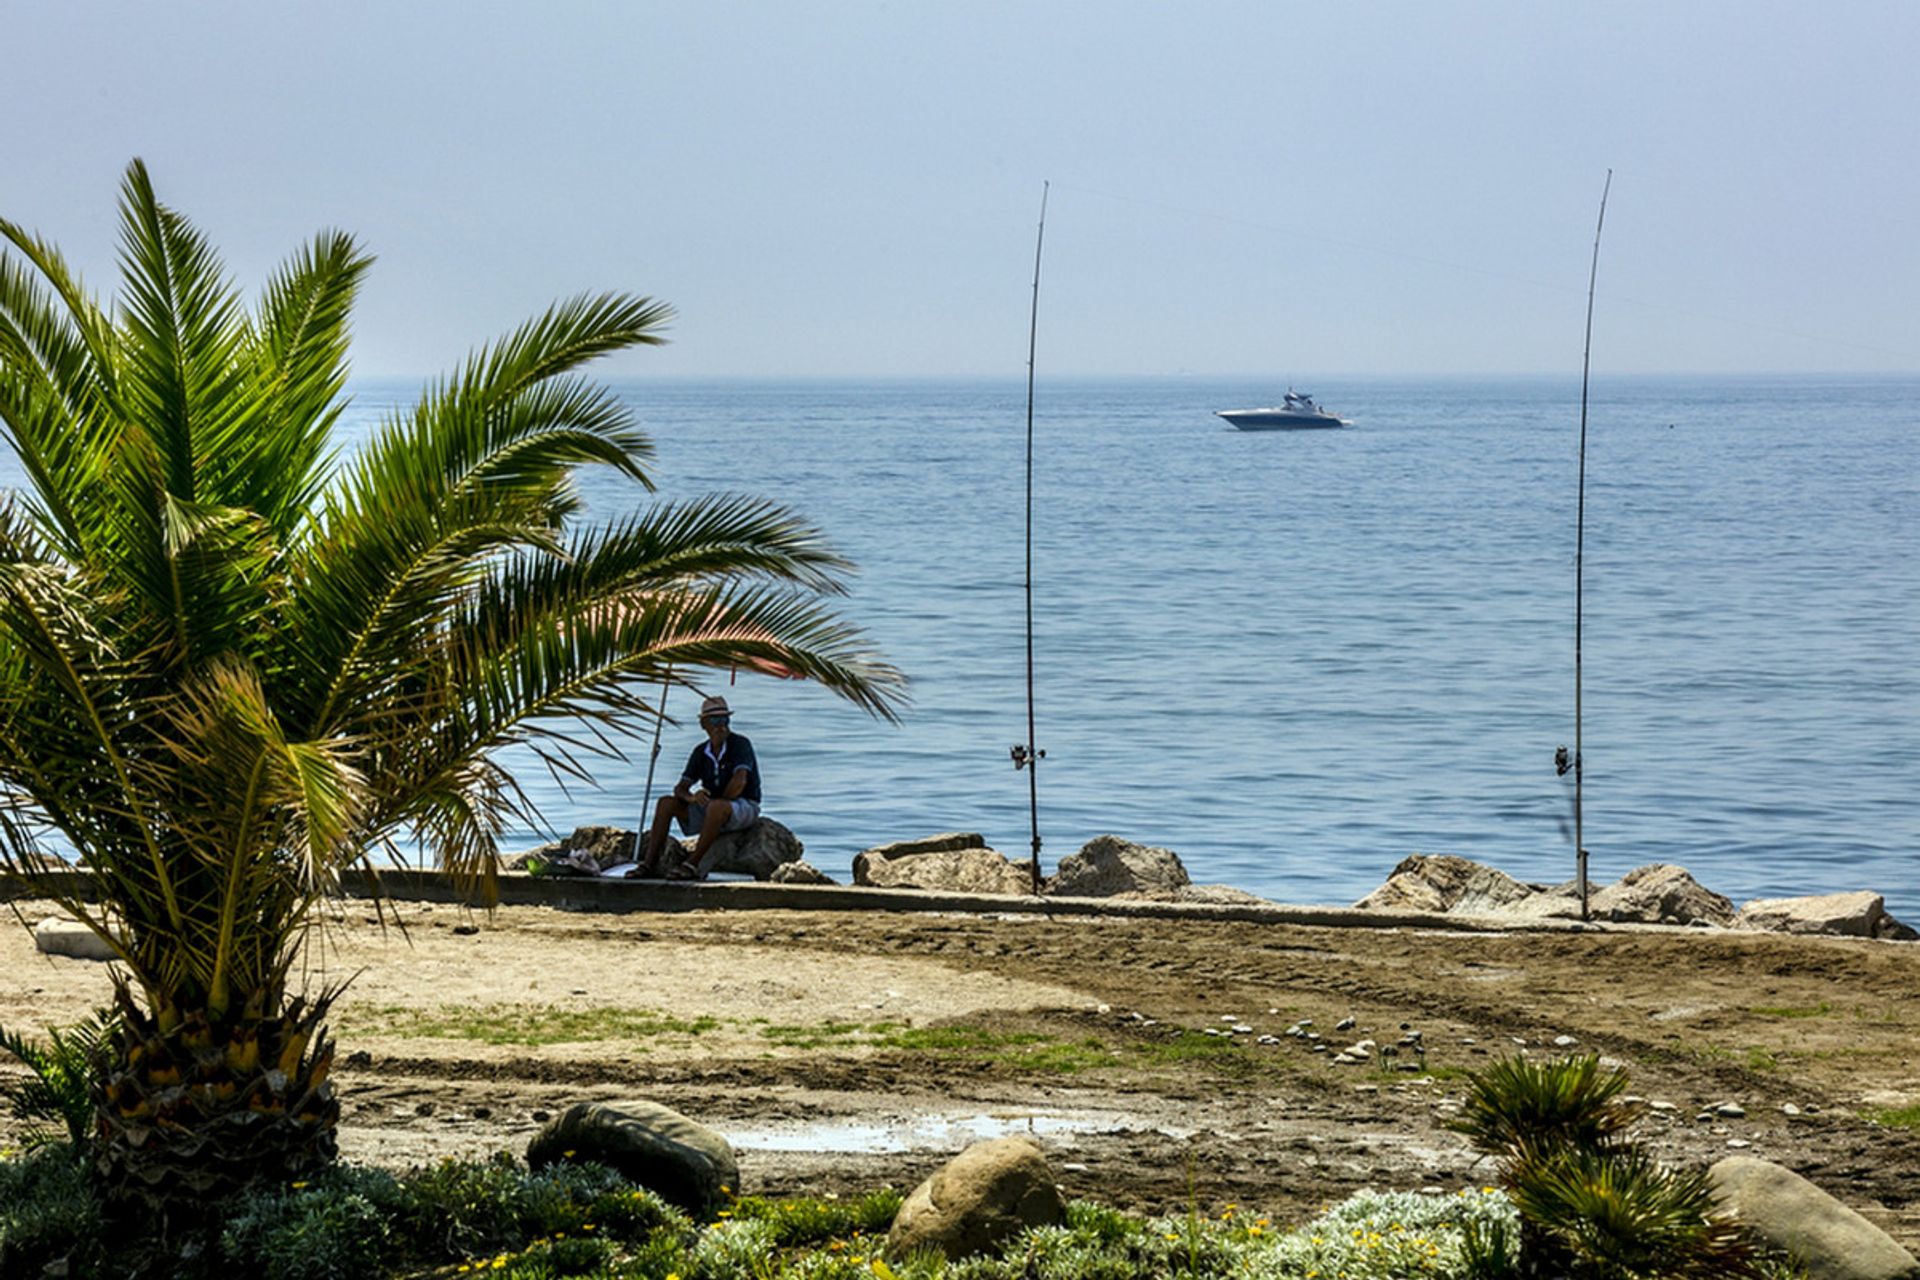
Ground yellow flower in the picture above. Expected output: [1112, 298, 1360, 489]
[290, 1180, 309, 1190]
[563, 1149, 577, 1158]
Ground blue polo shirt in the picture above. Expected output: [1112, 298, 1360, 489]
[681, 733, 760, 804]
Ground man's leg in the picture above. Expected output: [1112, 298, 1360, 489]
[637, 794, 685, 874]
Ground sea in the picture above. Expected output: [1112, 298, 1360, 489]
[12, 375, 1920, 920]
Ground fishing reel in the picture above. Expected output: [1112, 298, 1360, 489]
[1010, 744, 1046, 771]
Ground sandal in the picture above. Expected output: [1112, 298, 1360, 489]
[665, 860, 705, 882]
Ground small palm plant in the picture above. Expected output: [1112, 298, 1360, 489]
[1458, 1054, 1762, 1278]
[0, 1012, 119, 1150]
[0, 161, 904, 1227]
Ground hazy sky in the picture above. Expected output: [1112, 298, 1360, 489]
[5, 1, 1915, 377]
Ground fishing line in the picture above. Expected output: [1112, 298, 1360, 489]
[1011, 181, 1049, 895]
[1572, 169, 1612, 923]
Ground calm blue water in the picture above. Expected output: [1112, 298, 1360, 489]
[471, 373, 1915, 921]
[11, 375, 1920, 919]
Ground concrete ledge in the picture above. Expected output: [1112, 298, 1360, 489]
[343, 869, 1607, 933]
[0, 866, 1675, 935]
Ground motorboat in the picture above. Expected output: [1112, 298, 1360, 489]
[1215, 389, 1349, 430]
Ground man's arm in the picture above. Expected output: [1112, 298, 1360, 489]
[718, 766, 750, 801]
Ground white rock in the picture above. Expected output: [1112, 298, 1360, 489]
[1780, 1103, 1801, 1116]
[1727, 1138, 1752, 1149]
[1334, 1016, 1356, 1031]
[1553, 1034, 1578, 1047]
[1716, 1102, 1747, 1119]
[34, 917, 116, 962]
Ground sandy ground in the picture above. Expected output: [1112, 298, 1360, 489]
[4, 896, 1917, 1247]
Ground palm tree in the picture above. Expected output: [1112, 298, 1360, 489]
[0, 160, 904, 1226]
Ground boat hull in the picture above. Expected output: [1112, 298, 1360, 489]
[1216, 409, 1348, 430]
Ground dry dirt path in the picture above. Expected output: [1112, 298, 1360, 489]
[4, 899, 1916, 1246]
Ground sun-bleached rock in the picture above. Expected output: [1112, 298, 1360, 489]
[1735, 891, 1916, 940]
[855, 841, 1033, 895]
[1590, 863, 1737, 927]
[1047, 834, 1190, 898]
[34, 916, 117, 962]
[1710, 1155, 1919, 1279]
[887, 1137, 1064, 1261]
[1352, 854, 1540, 916]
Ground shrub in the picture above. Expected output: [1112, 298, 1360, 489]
[728, 1187, 904, 1246]
[220, 1164, 407, 1280]
[0, 1144, 106, 1278]
[1460, 1055, 1770, 1279]
[1452, 1052, 1640, 1158]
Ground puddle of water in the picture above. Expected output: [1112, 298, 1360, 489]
[726, 1110, 1193, 1154]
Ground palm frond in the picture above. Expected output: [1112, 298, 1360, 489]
[0, 224, 119, 557]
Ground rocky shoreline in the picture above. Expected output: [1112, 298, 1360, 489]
[512, 824, 1915, 942]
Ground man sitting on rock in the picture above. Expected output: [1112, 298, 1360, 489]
[629, 695, 761, 881]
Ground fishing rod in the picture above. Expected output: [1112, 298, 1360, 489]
[1564, 169, 1612, 923]
[631, 666, 674, 867]
[1010, 181, 1049, 895]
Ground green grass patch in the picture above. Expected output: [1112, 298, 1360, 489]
[352, 1003, 720, 1047]
[1750, 1001, 1831, 1019]
[758, 1021, 867, 1048]
[875, 1025, 1050, 1052]
[1129, 1030, 1248, 1066]
[1867, 1104, 1920, 1131]
[1686, 1043, 1784, 1073]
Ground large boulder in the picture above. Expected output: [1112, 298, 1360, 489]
[1353, 854, 1540, 916]
[887, 1136, 1065, 1261]
[1736, 891, 1917, 940]
[1590, 863, 1737, 927]
[1047, 835, 1190, 898]
[853, 833, 988, 876]
[1709, 1155, 1919, 1280]
[526, 1101, 737, 1216]
[34, 916, 116, 962]
[856, 844, 1033, 895]
[684, 817, 805, 879]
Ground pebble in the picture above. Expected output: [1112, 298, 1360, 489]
[1726, 1139, 1752, 1149]
[1715, 1102, 1747, 1119]
[1648, 1100, 1678, 1112]
[1310, 1043, 1329, 1053]
[452, 923, 480, 936]
[1780, 1103, 1801, 1116]
[1553, 1035, 1578, 1047]
[1061, 1162, 1089, 1173]
[1256, 1035, 1280, 1046]
[1335, 1016, 1356, 1031]
[1096, 1003, 1111, 1015]
[1230, 1024, 1253, 1035]
[1511, 1037, 1527, 1047]
[1460, 1037, 1476, 1045]
[1219, 1014, 1241, 1023]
